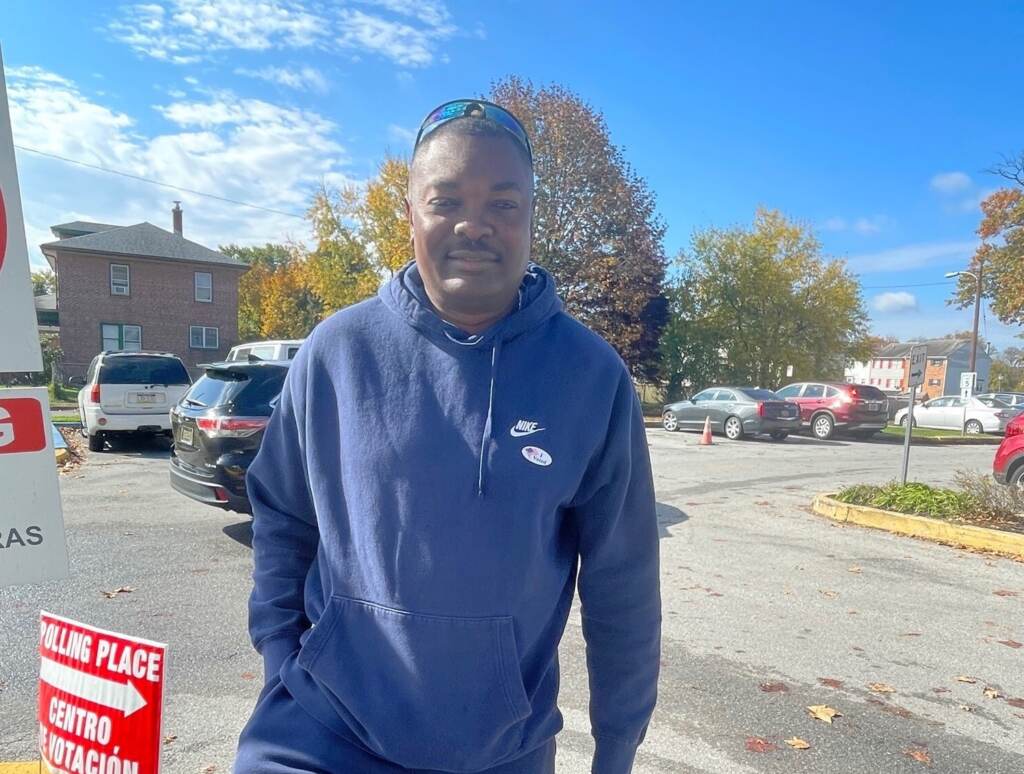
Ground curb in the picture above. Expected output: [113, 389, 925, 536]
[812, 494, 1024, 559]
[876, 433, 1002, 446]
[0, 764, 42, 773]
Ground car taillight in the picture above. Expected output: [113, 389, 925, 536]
[196, 416, 269, 438]
[1007, 417, 1024, 437]
[90, 384, 101, 404]
[838, 391, 854, 404]
[757, 402, 766, 417]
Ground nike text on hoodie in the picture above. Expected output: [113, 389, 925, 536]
[246, 262, 661, 773]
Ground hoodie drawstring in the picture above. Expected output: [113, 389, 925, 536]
[477, 340, 501, 497]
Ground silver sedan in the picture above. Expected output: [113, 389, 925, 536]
[662, 387, 801, 441]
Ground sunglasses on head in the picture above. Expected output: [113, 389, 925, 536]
[414, 99, 533, 163]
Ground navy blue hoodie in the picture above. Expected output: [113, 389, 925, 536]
[246, 262, 661, 773]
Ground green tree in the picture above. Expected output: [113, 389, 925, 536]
[343, 155, 411, 278]
[664, 209, 870, 391]
[489, 77, 668, 378]
[990, 346, 1024, 392]
[220, 243, 294, 340]
[31, 269, 56, 296]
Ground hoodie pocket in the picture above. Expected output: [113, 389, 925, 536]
[298, 595, 532, 772]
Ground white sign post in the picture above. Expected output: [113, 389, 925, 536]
[960, 371, 977, 437]
[901, 345, 927, 485]
[0, 46, 44, 371]
[0, 47, 69, 587]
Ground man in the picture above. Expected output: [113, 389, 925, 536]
[235, 99, 661, 774]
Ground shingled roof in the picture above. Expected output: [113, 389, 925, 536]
[49, 221, 121, 239]
[876, 338, 974, 359]
[41, 222, 246, 268]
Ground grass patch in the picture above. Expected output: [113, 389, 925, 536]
[835, 474, 1024, 534]
[51, 414, 80, 423]
[881, 425, 1001, 439]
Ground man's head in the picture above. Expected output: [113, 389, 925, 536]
[406, 100, 534, 328]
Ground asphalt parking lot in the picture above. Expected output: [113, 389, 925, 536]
[2, 430, 1022, 773]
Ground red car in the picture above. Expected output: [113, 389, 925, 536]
[993, 413, 1024, 486]
[774, 381, 889, 440]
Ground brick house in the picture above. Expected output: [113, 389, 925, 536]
[39, 206, 248, 379]
[844, 338, 991, 399]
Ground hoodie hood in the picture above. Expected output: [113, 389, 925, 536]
[381, 261, 562, 496]
[381, 261, 562, 351]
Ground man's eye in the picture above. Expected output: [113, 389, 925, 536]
[429, 198, 457, 207]
[492, 200, 518, 210]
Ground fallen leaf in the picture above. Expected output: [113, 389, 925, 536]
[759, 682, 788, 693]
[819, 678, 844, 689]
[959, 704, 974, 712]
[203, 768, 217, 774]
[998, 640, 1023, 649]
[848, 565, 862, 574]
[869, 682, 895, 693]
[993, 590, 1019, 597]
[163, 734, 177, 745]
[241, 672, 256, 681]
[1008, 698, 1024, 709]
[956, 676, 978, 684]
[984, 687, 1002, 699]
[745, 737, 778, 753]
[867, 698, 914, 718]
[807, 705, 842, 723]
[785, 737, 811, 750]
[100, 586, 134, 599]
[819, 590, 839, 599]
[903, 747, 931, 765]
[932, 688, 951, 694]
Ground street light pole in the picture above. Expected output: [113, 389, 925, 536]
[945, 267, 982, 371]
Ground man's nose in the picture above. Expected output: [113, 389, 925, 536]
[453, 217, 494, 242]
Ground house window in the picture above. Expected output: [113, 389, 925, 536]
[928, 378, 941, 386]
[195, 272, 212, 302]
[190, 325, 219, 349]
[101, 323, 141, 352]
[110, 264, 130, 296]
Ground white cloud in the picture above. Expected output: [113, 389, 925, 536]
[8, 66, 353, 266]
[821, 215, 888, 235]
[873, 292, 918, 314]
[847, 240, 978, 273]
[822, 216, 846, 232]
[930, 171, 972, 194]
[234, 65, 329, 92]
[106, 0, 461, 67]
[386, 123, 416, 147]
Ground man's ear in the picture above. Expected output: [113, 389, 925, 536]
[404, 196, 414, 243]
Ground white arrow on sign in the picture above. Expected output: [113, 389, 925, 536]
[40, 655, 147, 717]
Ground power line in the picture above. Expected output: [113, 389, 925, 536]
[13, 144, 306, 220]
[861, 280, 957, 289]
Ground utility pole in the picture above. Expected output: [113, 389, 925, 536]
[945, 262, 983, 371]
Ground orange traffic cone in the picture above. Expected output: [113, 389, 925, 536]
[699, 416, 713, 445]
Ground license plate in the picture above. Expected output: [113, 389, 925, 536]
[179, 426, 194, 446]
[136, 393, 157, 404]
[868, 402, 881, 411]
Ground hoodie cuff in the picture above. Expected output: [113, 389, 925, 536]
[259, 634, 301, 684]
[592, 736, 638, 774]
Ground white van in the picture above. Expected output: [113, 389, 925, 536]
[226, 339, 305, 363]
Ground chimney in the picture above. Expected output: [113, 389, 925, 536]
[172, 201, 183, 236]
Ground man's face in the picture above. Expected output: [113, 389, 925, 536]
[406, 132, 532, 318]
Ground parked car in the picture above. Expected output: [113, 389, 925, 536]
[993, 414, 1024, 486]
[662, 387, 800, 441]
[168, 361, 288, 513]
[774, 382, 889, 440]
[894, 395, 1020, 435]
[977, 392, 1024, 409]
[226, 339, 304, 362]
[71, 351, 192, 452]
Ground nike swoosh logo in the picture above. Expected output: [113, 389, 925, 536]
[510, 427, 545, 437]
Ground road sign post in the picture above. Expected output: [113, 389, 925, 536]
[901, 345, 927, 485]
[39, 611, 167, 774]
[960, 372, 976, 437]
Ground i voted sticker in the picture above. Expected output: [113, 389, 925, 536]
[521, 446, 552, 467]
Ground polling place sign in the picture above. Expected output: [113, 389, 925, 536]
[39, 611, 167, 774]
[0, 388, 69, 586]
[0, 46, 44, 371]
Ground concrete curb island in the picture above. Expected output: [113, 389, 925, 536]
[812, 493, 1024, 559]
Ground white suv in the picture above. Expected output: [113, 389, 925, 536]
[226, 339, 304, 363]
[74, 352, 192, 451]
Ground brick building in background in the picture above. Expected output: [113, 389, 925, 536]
[40, 205, 248, 379]
[844, 337, 991, 399]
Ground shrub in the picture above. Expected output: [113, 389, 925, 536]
[835, 481, 974, 520]
[953, 471, 1024, 522]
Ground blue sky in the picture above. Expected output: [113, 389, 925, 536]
[3, 1, 1023, 348]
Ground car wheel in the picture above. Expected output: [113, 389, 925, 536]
[87, 433, 104, 452]
[662, 411, 679, 432]
[770, 431, 788, 441]
[724, 416, 745, 441]
[965, 419, 983, 435]
[812, 413, 835, 440]
[1009, 465, 1024, 488]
